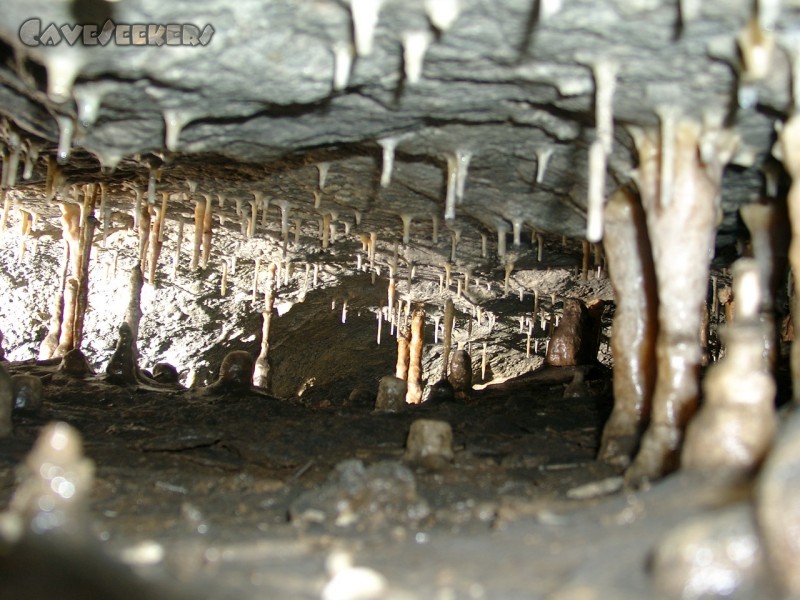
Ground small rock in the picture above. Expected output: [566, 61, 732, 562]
[404, 419, 454, 466]
[12, 374, 43, 412]
[374, 375, 406, 412]
[426, 379, 454, 404]
[152, 362, 180, 385]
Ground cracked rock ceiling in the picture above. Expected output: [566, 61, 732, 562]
[0, 0, 795, 273]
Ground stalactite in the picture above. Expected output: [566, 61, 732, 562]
[56, 115, 75, 164]
[598, 188, 658, 468]
[535, 147, 554, 184]
[201, 193, 213, 269]
[402, 31, 432, 85]
[379, 137, 401, 188]
[138, 203, 151, 276]
[586, 140, 607, 242]
[496, 223, 508, 260]
[625, 117, 738, 486]
[332, 42, 354, 91]
[425, 0, 460, 31]
[350, 0, 383, 56]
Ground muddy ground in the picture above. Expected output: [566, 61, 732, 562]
[0, 354, 777, 600]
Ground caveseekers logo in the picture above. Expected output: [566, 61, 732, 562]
[19, 18, 215, 47]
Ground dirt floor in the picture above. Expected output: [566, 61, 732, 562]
[0, 355, 773, 600]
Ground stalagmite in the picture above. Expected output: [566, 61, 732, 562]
[106, 323, 138, 386]
[450, 228, 461, 262]
[449, 349, 472, 397]
[537, 233, 544, 262]
[39, 240, 70, 359]
[254, 263, 277, 390]
[350, 0, 383, 57]
[201, 194, 213, 268]
[598, 188, 658, 468]
[504, 261, 514, 295]
[682, 259, 776, 473]
[625, 117, 738, 486]
[424, 0, 460, 31]
[441, 298, 455, 380]
[55, 278, 79, 356]
[72, 209, 97, 349]
[402, 31, 432, 85]
[56, 115, 75, 164]
[332, 42, 354, 91]
[581, 240, 590, 281]
[396, 324, 410, 381]
[138, 203, 151, 275]
[431, 214, 439, 244]
[248, 200, 258, 238]
[406, 308, 425, 404]
[377, 307, 383, 344]
[778, 115, 800, 402]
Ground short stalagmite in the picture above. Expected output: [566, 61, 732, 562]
[105, 322, 138, 386]
[598, 188, 657, 468]
[208, 351, 255, 394]
[682, 259, 776, 473]
[448, 349, 472, 398]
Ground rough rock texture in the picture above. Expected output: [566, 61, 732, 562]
[0, 0, 780, 254]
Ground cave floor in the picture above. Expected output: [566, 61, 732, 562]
[0, 363, 752, 600]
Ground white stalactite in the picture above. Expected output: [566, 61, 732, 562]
[56, 115, 75, 164]
[402, 30, 433, 85]
[535, 147, 554, 184]
[332, 42, 354, 91]
[424, 0, 460, 31]
[586, 140, 606, 243]
[350, 0, 383, 57]
[593, 59, 619, 155]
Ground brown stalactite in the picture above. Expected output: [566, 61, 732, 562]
[39, 239, 71, 360]
[55, 277, 79, 357]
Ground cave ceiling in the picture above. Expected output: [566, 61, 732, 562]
[0, 0, 795, 265]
